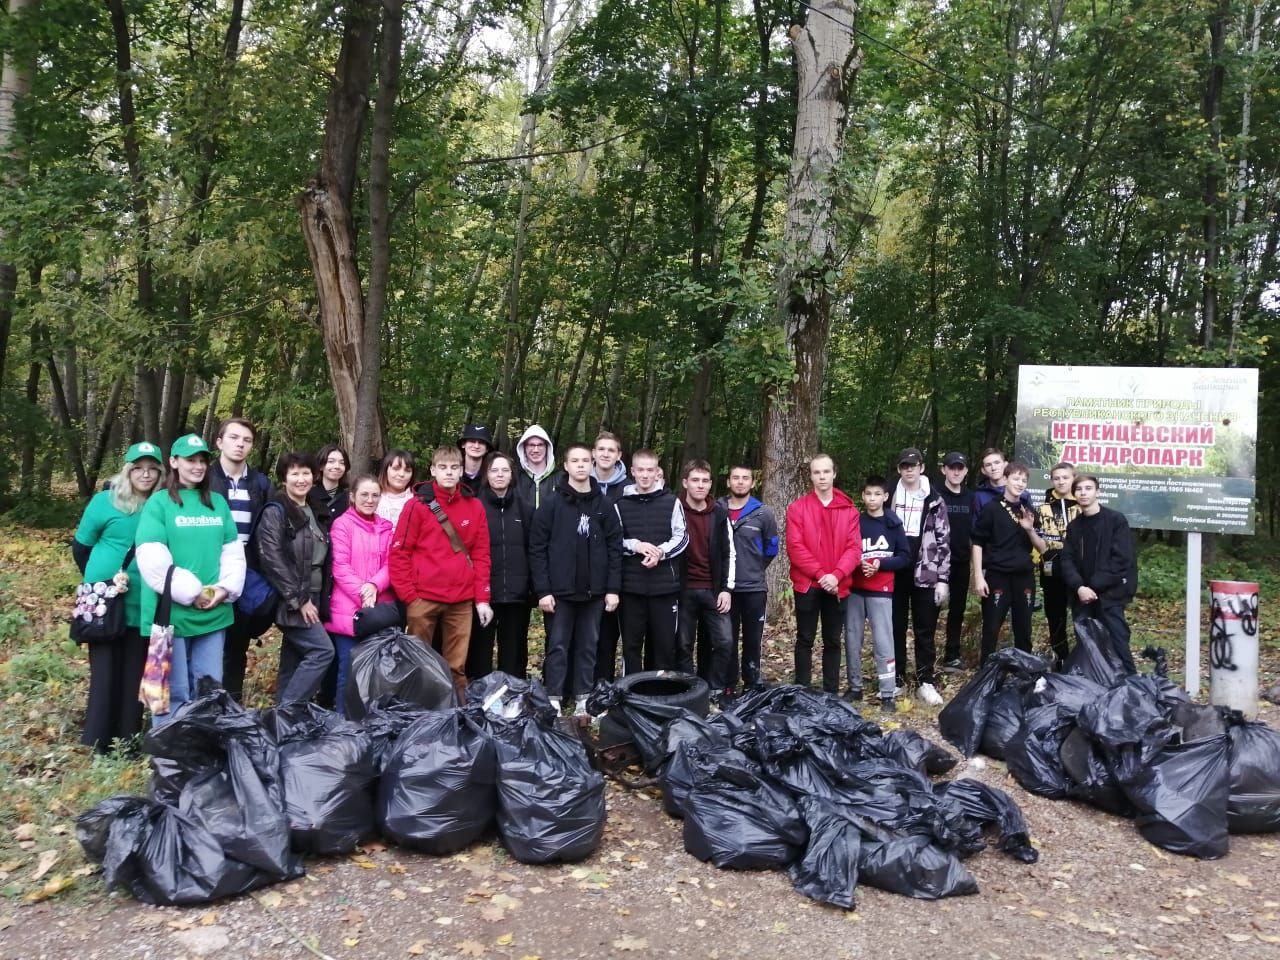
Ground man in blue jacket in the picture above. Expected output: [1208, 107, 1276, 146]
[718, 464, 778, 690]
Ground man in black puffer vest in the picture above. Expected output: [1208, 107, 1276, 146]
[614, 449, 688, 673]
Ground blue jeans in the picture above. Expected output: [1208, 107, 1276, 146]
[333, 633, 357, 717]
[152, 629, 226, 727]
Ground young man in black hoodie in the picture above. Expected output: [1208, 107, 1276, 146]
[676, 460, 734, 703]
[938, 451, 973, 672]
[591, 431, 629, 683]
[209, 417, 277, 701]
[615, 449, 688, 673]
[1058, 475, 1138, 673]
[529, 443, 623, 715]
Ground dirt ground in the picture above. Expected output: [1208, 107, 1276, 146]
[5, 702, 1279, 960]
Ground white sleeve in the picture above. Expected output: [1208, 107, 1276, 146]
[657, 500, 688, 558]
[216, 539, 246, 601]
[136, 542, 203, 607]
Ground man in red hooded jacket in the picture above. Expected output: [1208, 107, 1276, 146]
[786, 454, 862, 694]
[390, 445, 493, 699]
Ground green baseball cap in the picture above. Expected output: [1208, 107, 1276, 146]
[170, 433, 212, 458]
[125, 441, 163, 463]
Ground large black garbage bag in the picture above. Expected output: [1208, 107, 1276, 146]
[659, 717, 736, 817]
[1059, 727, 1134, 817]
[752, 712, 844, 797]
[259, 702, 377, 855]
[377, 708, 497, 854]
[868, 730, 959, 777]
[979, 681, 1031, 760]
[361, 696, 434, 772]
[1024, 673, 1106, 716]
[143, 689, 299, 880]
[1125, 734, 1231, 859]
[345, 629, 456, 721]
[1076, 678, 1176, 784]
[938, 649, 1048, 757]
[1064, 618, 1129, 685]
[77, 796, 278, 905]
[1006, 704, 1076, 798]
[465, 672, 558, 726]
[789, 798, 861, 909]
[682, 762, 807, 869]
[1225, 719, 1280, 833]
[586, 680, 698, 770]
[934, 779, 1037, 863]
[857, 835, 978, 899]
[491, 717, 605, 863]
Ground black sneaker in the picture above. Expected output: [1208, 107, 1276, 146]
[841, 688, 863, 704]
[880, 697, 896, 714]
[942, 659, 964, 674]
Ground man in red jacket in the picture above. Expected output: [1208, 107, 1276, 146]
[390, 445, 493, 699]
[786, 454, 862, 694]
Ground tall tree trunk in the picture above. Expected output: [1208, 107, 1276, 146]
[299, 0, 378, 453]
[761, 1, 858, 613]
[1199, 2, 1229, 348]
[1227, 4, 1262, 359]
[0, 0, 37, 394]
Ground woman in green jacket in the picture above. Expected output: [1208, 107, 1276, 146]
[72, 442, 165, 752]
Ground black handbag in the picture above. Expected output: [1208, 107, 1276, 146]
[70, 548, 135, 644]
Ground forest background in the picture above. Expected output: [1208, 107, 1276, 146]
[0, 0, 1276, 537]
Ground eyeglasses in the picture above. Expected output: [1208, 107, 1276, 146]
[134, 465, 159, 474]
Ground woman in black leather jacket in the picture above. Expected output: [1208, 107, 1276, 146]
[255, 451, 334, 703]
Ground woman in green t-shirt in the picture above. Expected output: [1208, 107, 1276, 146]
[135, 434, 246, 725]
[72, 442, 165, 752]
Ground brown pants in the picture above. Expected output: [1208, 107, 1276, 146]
[406, 598, 473, 701]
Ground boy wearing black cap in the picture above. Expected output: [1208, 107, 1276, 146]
[887, 447, 951, 706]
[938, 451, 973, 671]
[458, 424, 495, 495]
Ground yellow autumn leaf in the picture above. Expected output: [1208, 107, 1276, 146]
[495, 933, 514, 946]
[407, 941, 427, 955]
[344, 937, 360, 947]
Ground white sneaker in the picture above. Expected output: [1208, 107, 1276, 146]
[573, 696, 590, 717]
[918, 682, 943, 706]
[549, 697, 562, 714]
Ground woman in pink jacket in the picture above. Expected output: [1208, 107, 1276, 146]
[324, 475, 395, 714]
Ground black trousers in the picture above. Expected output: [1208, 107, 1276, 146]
[794, 588, 845, 693]
[466, 602, 533, 680]
[222, 607, 275, 702]
[621, 593, 680, 674]
[980, 569, 1036, 662]
[1041, 571, 1072, 663]
[944, 556, 971, 662]
[728, 591, 767, 689]
[82, 630, 148, 753]
[892, 567, 939, 686]
[594, 610, 622, 683]
[543, 597, 604, 698]
[679, 588, 734, 691]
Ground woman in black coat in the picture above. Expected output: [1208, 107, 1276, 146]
[465, 452, 533, 679]
[255, 451, 334, 703]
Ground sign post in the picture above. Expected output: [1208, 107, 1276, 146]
[1015, 366, 1258, 696]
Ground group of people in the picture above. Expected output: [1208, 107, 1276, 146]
[70, 418, 1138, 753]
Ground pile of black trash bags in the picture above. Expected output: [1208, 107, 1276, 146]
[938, 620, 1280, 860]
[76, 630, 606, 906]
[585, 680, 1038, 909]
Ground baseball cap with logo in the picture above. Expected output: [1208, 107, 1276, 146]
[943, 451, 969, 468]
[125, 441, 162, 463]
[171, 433, 212, 459]
[897, 447, 924, 466]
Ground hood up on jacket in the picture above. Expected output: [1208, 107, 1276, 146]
[515, 424, 556, 481]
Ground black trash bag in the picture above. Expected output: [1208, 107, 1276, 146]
[934, 778, 1037, 863]
[258, 702, 377, 855]
[1225, 718, 1280, 833]
[829, 762, 977, 857]
[1005, 703, 1077, 799]
[1167, 701, 1227, 743]
[1076, 677, 1176, 784]
[77, 796, 279, 905]
[377, 708, 497, 854]
[345, 628, 456, 721]
[752, 712, 844, 797]
[491, 716, 605, 863]
[728, 684, 867, 730]
[1064, 618, 1129, 686]
[857, 834, 978, 899]
[979, 681, 1031, 760]
[868, 730, 959, 777]
[1124, 734, 1231, 859]
[361, 696, 435, 772]
[465, 672, 558, 727]
[789, 797, 861, 909]
[658, 717, 734, 818]
[143, 689, 299, 880]
[938, 649, 1048, 757]
[1059, 726, 1134, 817]
[681, 762, 807, 869]
[1024, 672, 1106, 716]
[586, 680, 698, 770]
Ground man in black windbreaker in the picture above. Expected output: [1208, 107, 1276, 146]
[1058, 475, 1138, 673]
